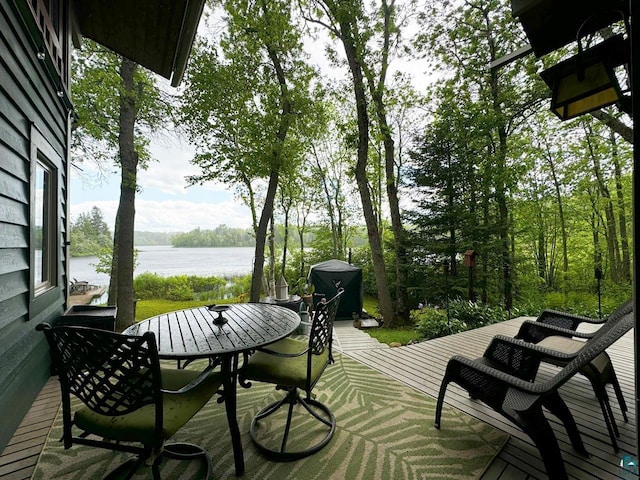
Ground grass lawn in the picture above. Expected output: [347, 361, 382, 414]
[366, 326, 421, 346]
[135, 298, 240, 321]
[135, 294, 419, 346]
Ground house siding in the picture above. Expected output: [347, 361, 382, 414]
[0, 0, 69, 453]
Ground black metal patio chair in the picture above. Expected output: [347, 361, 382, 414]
[37, 323, 222, 480]
[434, 309, 634, 480]
[240, 289, 344, 461]
[515, 299, 632, 451]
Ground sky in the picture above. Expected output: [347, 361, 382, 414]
[69, 8, 432, 234]
[70, 138, 254, 232]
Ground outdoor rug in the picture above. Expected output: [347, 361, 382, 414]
[32, 354, 508, 480]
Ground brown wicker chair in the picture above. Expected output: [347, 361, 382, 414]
[435, 308, 633, 480]
[37, 323, 222, 480]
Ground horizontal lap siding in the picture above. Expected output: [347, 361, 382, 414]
[0, 0, 68, 454]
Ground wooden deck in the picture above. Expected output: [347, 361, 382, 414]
[0, 317, 636, 479]
[0, 378, 59, 480]
[335, 318, 638, 480]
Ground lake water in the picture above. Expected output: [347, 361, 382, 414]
[69, 246, 256, 286]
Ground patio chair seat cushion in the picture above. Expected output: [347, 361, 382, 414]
[243, 337, 329, 390]
[537, 336, 585, 354]
[74, 368, 221, 446]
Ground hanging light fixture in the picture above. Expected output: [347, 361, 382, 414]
[540, 33, 628, 120]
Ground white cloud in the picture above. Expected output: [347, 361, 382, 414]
[71, 198, 252, 233]
[139, 140, 201, 195]
[135, 198, 252, 231]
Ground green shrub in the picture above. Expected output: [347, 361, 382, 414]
[134, 272, 167, 299]
[413, 308, 466, 340]
[165, 277, 194, 301]
[448, 299, 507, 328]
[187, 275, 226, 293]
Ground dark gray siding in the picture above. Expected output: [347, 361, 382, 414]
[0, 0, 69, 452]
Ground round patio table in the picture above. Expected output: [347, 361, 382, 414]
[124, 303, 300, 476]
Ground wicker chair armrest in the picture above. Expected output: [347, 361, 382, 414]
[537, 309, 600, 330]
[483, 335, 576, 381]
[446, 354, 544, 395]
[516, 320, 594, 343]
[490, 334, 580, 361]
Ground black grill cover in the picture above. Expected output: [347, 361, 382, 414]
[309, 259, 363, 320]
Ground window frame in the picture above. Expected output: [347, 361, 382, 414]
[29, 126, 61, 319]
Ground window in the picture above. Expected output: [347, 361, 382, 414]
[30, 127, 60, 317]
[33, 160, 56, 293]
[22, 0, 69, 89]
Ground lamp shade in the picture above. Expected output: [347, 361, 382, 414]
[550, 61, 622, 119]
[540, 34, 628, 120]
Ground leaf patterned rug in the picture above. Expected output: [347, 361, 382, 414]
[32, 354, 507, 479]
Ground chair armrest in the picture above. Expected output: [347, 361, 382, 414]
[537, 309, 601, 330]
[483, 335, 580, 380]
[254, 338, 310, 358]
[254, 347, 309, 358]
[446, 354, 545, 398]
[162, 361, 221, 395]
[516, 320, 594, 343]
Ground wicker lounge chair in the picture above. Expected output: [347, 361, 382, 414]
[515, 300, 632, 451]
[435, 308, 633, 480]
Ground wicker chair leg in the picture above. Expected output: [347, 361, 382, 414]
[542, 391, 589, 457]
[434, 377, 450, 429]
[519, 407, 569, 480]
[611, 373, 629, 422]
[596, 394, 620, 452]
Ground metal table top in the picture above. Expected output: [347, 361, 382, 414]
[124, 303, 301, 359]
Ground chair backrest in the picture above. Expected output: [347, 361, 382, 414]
[581, 299, 633, 342]
[539, 298, 632, 330]
[37, 324, 163, 441]
[541, 309, 634, 393]
[309, 288, 344, 357]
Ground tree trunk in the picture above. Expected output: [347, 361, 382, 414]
[249, 29, 292, 302]
[587, 132, 621, 282]
[336, 12, 395, 325]
[488, 59, 512, 311]
[611, 131, 631, 283]
[114, 57, 138, 330]
[590, 110, 633, 143]
[361, 0, 409, 323]
[280, 192, 291, 278]
[544, 146, 568, 289]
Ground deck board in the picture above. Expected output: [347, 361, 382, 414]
[1, 318, 636, 480]
[335, 318, 638, 480]
[0, 378, 59, 480]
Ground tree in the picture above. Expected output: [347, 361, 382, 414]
[72, 41, 169, 329]
[69, 206, 112, 257]
[412, 0, 547, 307]
[180, 0, 321, 301]
[359, 0, 416, 323]
[303, 0, 396, 325]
